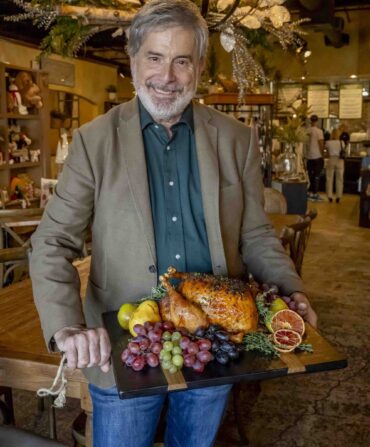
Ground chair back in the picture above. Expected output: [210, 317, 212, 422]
[263, 187, 287, 214]
[281, 217, 312, 276]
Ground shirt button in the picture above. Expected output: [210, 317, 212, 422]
[148, 265, 157, 273]
[166, 145, 171, 151]
[175, 254, 181, 260]
[172, 216, 177, 222]
[169, 181, 174, 186]
[154, 125, 159, 129]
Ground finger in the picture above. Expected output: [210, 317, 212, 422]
[100, 360, 111, 373]
[64, 339, 78, 370]
[98, 329, 112, 367]
[75, 333, 90, 368]
[87, 330, 100, 367]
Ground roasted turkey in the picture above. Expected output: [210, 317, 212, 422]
[159, 267, 258, 343]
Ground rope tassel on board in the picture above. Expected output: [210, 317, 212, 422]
[37, 353, 68, 408]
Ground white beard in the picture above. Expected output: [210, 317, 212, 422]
[132, 73, 196, 122]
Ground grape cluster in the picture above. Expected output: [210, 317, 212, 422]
[261, 284, 297, 311]
[194, 325, 241, 365]
[121, 321, 214, 373]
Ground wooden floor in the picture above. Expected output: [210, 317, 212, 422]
[6, 194, 370, 447]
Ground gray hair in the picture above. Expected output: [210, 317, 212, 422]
[126, 0, 209, 60]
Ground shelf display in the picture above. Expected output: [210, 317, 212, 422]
[0, 63, 50, 202]
[202, 93, 274, 186]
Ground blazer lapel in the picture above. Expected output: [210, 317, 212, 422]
[117, 98, 156, 263]
[193, 103, 227, 275]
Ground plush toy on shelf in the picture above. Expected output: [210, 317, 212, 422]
[7, 77, 28, 115]
[14, 71, 43, 110]
[8, 124, 32, 164]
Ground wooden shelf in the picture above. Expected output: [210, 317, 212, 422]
[9, 162, 41, 169]
[1, 113, 40, 120]
[0, 62, 50, 189]
[203, 93, 274, 106]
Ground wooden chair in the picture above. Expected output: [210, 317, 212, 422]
[280, 217, 312, 276]
[263, 187, 287, 214]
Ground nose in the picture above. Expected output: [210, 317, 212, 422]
[161, 62, 176, 83]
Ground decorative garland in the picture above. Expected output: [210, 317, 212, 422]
[4, 0, 309, 100]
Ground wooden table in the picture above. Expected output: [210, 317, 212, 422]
[0, 258, 93, 445]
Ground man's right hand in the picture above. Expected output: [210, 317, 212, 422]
[53, 325, 111, 372]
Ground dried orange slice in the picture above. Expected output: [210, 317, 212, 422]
[270, 309, 305, 336]
[273, 329, 302, 352]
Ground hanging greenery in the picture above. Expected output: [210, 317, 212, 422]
[4, 0, 310, 100]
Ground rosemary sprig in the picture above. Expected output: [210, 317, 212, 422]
[296, 343, 313, 353]
[242, 332, 279, 358]
[137, 284, 167, 303]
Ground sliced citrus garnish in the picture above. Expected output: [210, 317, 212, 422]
[273, 329, 302, 352]
[270, 309, 305, 336]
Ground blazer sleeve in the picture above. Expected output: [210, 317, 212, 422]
[240, 130, 306, 296]
[30, 129, 95, 348]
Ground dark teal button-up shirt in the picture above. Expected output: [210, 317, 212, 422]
[139, 101, 212, 276]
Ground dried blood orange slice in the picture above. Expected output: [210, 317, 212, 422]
[270, 309, 305, 336]
[273, 329, 302, 352]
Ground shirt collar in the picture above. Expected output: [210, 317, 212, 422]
[138, 98, 194, 132]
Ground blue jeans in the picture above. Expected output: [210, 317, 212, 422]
[89, 383, 232, 447]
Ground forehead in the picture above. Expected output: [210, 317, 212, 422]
[139, 26, 197, 57]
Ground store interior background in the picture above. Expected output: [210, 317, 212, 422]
[0, 1, 370, 190]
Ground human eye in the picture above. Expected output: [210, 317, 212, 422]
[176, 58, 190, 67]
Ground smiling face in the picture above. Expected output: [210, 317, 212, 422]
[130, 26, 204, 126]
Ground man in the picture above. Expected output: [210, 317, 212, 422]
[306, 114, 324, 201]
[30, 1, 317, 446]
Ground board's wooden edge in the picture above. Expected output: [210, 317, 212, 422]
[162, 368, 188, 391]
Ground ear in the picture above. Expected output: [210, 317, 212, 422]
[198, 57, 206, 74]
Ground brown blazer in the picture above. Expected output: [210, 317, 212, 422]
[30, 98, 304, 387]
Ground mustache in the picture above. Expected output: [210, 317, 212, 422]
[146, 81, 183, 93]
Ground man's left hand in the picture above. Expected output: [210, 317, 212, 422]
[290, 292, 318, 328]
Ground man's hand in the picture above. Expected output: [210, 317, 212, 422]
[290, 292, 318, 328]
[54, 325, 111, 372]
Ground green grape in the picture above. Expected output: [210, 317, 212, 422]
[161, 359, 172, 370]
[171, 331, 181, 342]
[161, 351, 172, 362]
[169, 365, 178, 374]
[172, 346, 182, 355]
[172, 354, 184, 368]
[159, 350, 166, 359]
[163, 341, 174, 351]
[162, 331, 172, 341]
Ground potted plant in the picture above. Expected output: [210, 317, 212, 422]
[106, 84, 117, 101]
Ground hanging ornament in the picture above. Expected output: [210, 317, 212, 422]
[217, 0, 234, 12]
[269, 5, 291, 28]
[220, 26, 236, 53]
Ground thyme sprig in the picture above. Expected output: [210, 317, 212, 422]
[296, 343, 313, 353]
[137, 284, 167, 303]
[242, 332, 279, 358]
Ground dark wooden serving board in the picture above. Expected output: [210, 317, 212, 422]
[103, 311, 347, 400]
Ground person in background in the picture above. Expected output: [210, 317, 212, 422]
[306, 114, 324, 202]
[325, 129, 345, 203]
[30, 1, 317, 446]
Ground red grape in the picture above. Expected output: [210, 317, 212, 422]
[192, 360, 205, 373]
[139, 338, 150, 351]
[150, 342, 163, 354]
[128, 342, 140, 355]
[288, 301, 297, 311]
[126, 353, 136, 367]
[162, 321, 174, 331]
[146, 353, 159, 368]
[144, 321, 154, 331]
[184, 354, 196, 367]
[154, 322, 163, 331]
[197, 339, 212, 351]
[187, 342, 199, 355]
[133, 324, 147, 336]
[121, 348, 130, 363]
[132, 356, 146, 371]
[197, 350, 214, 363]
[282, 296, 291, 304]
[179, 336, 191, 350]
[148, 329, 162, 342]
